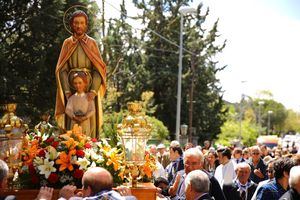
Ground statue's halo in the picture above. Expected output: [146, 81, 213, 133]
[63, 4, 93, 34]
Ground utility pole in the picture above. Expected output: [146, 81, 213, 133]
[258, 101, 264, 135]
[188, 54, 196, 142]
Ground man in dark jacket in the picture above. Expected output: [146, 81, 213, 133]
[256, 157, 296, 200]
[185, 170, 213, 200]
[223, 162, 257, 200]
[279, 166, 300, 200]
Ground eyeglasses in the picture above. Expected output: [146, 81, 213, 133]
[184, 162, 200, 166]
[266, 169, 274, 173]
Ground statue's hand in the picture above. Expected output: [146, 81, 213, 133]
[87, 92, 96, 101]
[66, 92, 72, 100]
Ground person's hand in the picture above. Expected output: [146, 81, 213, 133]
[87, 92, 96, 101]
[116, 186, 132, 196]
[36, 186, 53, 200]
[59, 185, 77, 199]
[168, 174, 181, 197]
[254, 168, 264, 178]
[156, 187, 162, 194]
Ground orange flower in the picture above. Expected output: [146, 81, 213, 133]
[142, 164, 152, 178]
[62, 138, 78, 150]
[56, 150, 76, 171]
[24, 140, 39, 165]
[142, 154, 157, 178]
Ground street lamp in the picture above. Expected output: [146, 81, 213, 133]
[175, 7, 197, 141]
[267, 110, 273, 135]
[180, 124, 188, 136]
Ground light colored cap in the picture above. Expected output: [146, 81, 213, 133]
[157, 144, 166, 149]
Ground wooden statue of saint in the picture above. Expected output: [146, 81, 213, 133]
[55, 10, 106, 138]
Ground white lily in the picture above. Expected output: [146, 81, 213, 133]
[33, 157, 44, 167]
[46, 146, 58, 160]
[37, 159, 56, 179]
[77, 157, 91, 170]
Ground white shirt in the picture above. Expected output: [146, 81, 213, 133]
[214, 160, 236, 187]
[153, 161, 166, 179]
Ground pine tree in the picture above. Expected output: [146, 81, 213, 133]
[132, 0, 227, 141]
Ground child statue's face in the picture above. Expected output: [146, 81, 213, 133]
[73, 76, 87, 93]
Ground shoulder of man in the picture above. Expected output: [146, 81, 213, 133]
[278, 190, 292, 200]
[63, 36, 74, 45]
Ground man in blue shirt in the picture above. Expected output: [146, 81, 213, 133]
[256, 157, 296, 200]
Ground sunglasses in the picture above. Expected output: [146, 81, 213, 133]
[252, 152, 260, 155]
[266, 169, 274, 173]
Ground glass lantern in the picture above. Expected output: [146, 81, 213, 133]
[117, 102, 152, 187]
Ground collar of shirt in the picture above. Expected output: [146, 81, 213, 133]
[72, 34, 88, 44]
[235, 179, 252, 192]
[75, 92, 86, 97]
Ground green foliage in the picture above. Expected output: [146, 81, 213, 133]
[252, 98, 288, 133]
[147, 116, 169, 141]
[284, 109, 300, 133]
[217, 105, 259, 147]
[132, 0, 227, 141]
[101, 112, 123, 147]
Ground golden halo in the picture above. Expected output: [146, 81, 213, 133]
[63, 5, 92, 35]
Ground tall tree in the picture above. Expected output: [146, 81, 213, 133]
[102, 0, 147, 113]
[132, 0, 227, 141]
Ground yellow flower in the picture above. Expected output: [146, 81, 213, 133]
[106, 149, 122, 171]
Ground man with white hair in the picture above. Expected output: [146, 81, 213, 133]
[223, 162, 257, 200]
[279, 166, 300, 200]
[168, 148, 225, 200]
[185, 170, 212, 200]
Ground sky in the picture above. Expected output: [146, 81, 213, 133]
[98, 0, 300, 111]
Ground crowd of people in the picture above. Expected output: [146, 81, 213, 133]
[149, 140, 300, 200]
[1, 140, 300, 200]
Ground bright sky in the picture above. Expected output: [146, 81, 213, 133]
[98, 0, 300, 111]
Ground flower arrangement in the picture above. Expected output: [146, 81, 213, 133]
[19, 125, 156, 189]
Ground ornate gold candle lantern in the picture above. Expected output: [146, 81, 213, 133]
[117, 102, 152, 187]
[0, 103, 27, 189]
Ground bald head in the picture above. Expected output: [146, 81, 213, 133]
[82, 167, 113, 194]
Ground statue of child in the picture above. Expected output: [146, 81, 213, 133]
[65, 72, 95, 136]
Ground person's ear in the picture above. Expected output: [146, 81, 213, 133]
[283, 171, 289, 178]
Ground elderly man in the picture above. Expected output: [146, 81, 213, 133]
[223, 162, 257, 200]
[58, 167, 136, 200]
[279, 166, 300, 200]
[185, 170, 212, 200]
[157, 143, 170, 168]
[256, 157, 296, 200]
[168, 148, 225, 200]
